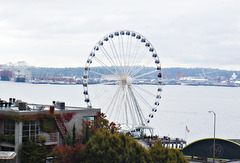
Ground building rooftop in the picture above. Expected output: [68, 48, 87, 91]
[0, 98, 100, 115]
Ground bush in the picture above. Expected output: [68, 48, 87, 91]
[83, 129, 151, 163]
[149, 140, 188, 163]
[21, 140, 48, 163]
[52, 143, 85, 163]
[41, 118, 56, 133]
[0, 134, 15, 144]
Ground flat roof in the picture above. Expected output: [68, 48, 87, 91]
[0, 98, 101, 115]
[0, 106, 100, 115]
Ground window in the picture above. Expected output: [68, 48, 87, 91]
[22, 121, 40, 142]
[2, 147, 14, 151]
[83, 116, 95, 122]
[3, 120, 15, 135]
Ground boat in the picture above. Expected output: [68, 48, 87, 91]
[15, 76, 26, 82]
[0, 70, 12, 81]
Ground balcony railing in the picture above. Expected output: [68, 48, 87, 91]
[37, 132, 59, 145]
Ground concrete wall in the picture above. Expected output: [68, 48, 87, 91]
[64, 108, 100, 138]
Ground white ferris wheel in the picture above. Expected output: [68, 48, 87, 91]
[83, 30, 162, 134]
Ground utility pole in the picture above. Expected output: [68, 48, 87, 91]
[209, 111, 216, 163]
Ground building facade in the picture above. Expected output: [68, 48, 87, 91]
[0, 98, 100, 162]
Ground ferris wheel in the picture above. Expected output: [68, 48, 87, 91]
[83, 30, 162, 133]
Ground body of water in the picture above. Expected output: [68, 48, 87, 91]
[0, 81, 240, 144]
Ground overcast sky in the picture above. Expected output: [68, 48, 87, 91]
[0, 0, 240, 70]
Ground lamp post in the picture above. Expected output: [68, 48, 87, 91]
[209, 111, 216, 163]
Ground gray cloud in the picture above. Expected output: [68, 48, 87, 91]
[0, 0, 240, 69]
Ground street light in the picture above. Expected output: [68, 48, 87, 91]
[209, 110, 216, 163]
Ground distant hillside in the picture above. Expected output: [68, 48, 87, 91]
[29, 67, 85, 78]
[162, 68, 240, 81]
[29, 66, 158, 79]
[28, 67, 240, 81]
[1, 61, 239, 81]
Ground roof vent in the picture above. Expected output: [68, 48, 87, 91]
[0, 100, 4, 108]
[56, 101, 65, 110]
[19, 102, 27, 110]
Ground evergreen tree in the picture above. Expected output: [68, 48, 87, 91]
[66, 133, 72, 146]
[21, 139, 48, 163]
[83, 129, 151, 163]
[72, 123, 76, 147]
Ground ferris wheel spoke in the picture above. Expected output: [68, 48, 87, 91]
[120, 35, 127, 75]
[132, 85, 156, 98]
[99, 46, 116, 66]
[107, 37, 122, 68]
[126, 88, 139, 126]
[128, 37, 141, 67]
[107, 98, 120, 122]
[125, 92, 137, 125]
[127, 35, 148, 75]
[123, 90, 129, 124]
[129, 49, 149, 75]
[129, 53, 153, 77]
[118, 36, 123, 68]
[131, 86, 153, 111]
[126, 35, 133, 74]
[133, 45, 148, 64]
[130, 57, 159, 77]
[92, 57, 118, 76]
[131, 55, 157, 76]
[127, 41, 141, 74]
[103, 81, 118, 85]
[89, 85, 116, 106]
[105, 86, 122, 116]
[125, 35, 130, 74]
[109, 38, 124, 74]
[88, 70, 108, 77]
[117, 36, 122, 68]
[129, 66, 146, 77]
[112, 88, 128, 123]
[99, 45, 121, 75]
[133, 70, 159, 79]
[128, 89, 142, 126]
[121, 35, 129, 75]
[115, 89, 127, 123]
[128, 86, 145, 125]
[126, 90, 140, 125]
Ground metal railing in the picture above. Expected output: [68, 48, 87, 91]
[37, 132, 59, 145]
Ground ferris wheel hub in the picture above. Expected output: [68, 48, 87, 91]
[119, 76, 133, 86]
[126, 76, 133, 85]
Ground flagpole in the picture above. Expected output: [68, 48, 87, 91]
[185, 126, 187, 144]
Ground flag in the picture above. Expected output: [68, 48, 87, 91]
[186, 126, 190, 133]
